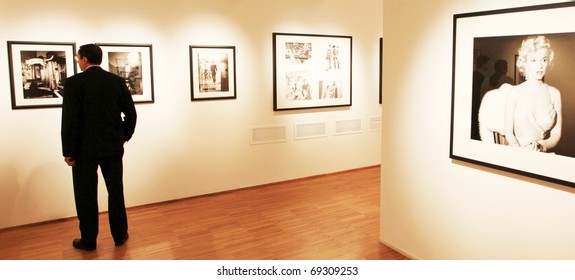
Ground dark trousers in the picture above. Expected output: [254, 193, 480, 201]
[72, 156, 128, 245]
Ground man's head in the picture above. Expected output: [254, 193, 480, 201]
[494, 59, 508, 74]
[76, 44, 102, 71]
[475, 55, 489, 72]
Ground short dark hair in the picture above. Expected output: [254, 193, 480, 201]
[494, 59, 508, 72]
[78, 44, 103, 65]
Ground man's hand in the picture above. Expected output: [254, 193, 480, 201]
[64, 157, 76, 167]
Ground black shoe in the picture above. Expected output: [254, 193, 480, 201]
[115, 233, 129, 247]
[72, 239, 96, 251]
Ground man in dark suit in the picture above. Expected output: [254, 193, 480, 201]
[61, 44, 137, 251]
[471, 54, 489, 140]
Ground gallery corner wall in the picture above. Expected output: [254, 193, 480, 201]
[0, 0, 383, 229]
[380, 0, 575, 259]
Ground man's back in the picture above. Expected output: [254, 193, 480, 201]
[61, 66, 137, 160]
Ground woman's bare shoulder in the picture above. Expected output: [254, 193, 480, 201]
[547, 84, 561, 95]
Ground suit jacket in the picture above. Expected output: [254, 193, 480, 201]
[61, 66, 137, 160]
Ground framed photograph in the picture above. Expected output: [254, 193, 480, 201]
[97, 43, 155, 103]
[450, 2, 575, 187]
[273, 32, 352, 111]
[189, 46, 236, 101]
[7, 41, 76, 109]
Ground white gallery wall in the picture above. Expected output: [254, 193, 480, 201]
[0, 0, 383, 229]
[381, 0, 575, 259]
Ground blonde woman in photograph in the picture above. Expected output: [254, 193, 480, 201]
[504, 35, 562, 152]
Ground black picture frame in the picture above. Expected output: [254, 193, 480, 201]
[450, 2, 575, 187]
[7, 41, 76, 109]
[189, 45, 237, 101]
[379, 37, 383, 105]
[273, 32, 352, 111]
[96, 43, 155, 104]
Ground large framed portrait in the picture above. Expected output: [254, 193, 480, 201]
[7, 41, 76, 109]
[97, 43, 155, 103]
[450, 2, 575, 187]
[189, 45, 236, 101]
[273, 32, 352, 111]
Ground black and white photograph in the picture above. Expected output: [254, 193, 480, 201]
[97, 43, 155, 103]
[273, 32, 352, 111]
[285, 71, 313, 100]
[285, 42, 312, 65]
[7, 41, 76, 109]
[473, 33, 575, 158]
[450, 2, 575, 187]
[189, 45, 236, 101]
[319, 80, 343, 99]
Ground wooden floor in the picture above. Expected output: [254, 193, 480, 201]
[0, 165, 408, 260]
